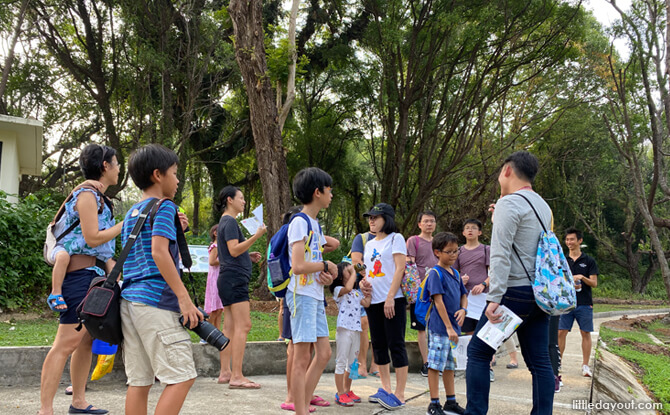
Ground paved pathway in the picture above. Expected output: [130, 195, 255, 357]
[0, 314, 639, 414]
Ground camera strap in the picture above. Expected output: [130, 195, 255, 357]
[149, 198, 200, 309]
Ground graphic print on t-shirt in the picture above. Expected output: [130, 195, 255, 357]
[368, 248, 386, 278]
[299, 247, 323, 286]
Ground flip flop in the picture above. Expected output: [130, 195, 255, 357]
[310, 395, 330, 407]
[47, 293, 68, 312]
[229, 381, 261, 389]
[280, 403, 316, 412]
[369, 371, 380, 378]
[68, 404, 108, 414]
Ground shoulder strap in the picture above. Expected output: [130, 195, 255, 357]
[53, 185, 111, 241]
[105, 198, 159, 288]
[508, 192, 547, 233]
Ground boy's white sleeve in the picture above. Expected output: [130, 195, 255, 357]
[287, 217, 309, 248]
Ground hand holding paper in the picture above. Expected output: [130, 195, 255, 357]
[240, 204, 264, 235]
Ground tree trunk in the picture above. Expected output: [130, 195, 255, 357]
[229, 0, 291, 300]
[0, 0, 30, 112]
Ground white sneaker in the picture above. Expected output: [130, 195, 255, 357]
[582, 364, 592, 377]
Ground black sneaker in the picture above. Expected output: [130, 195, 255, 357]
[427, 402, 446, 415]
[421, 362, 429, 377]
[443, 401, 466, 415]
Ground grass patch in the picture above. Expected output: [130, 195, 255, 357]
[600, 326, 670, 413]
[593, 304, 669, 314]
[1, 311, 418, 346]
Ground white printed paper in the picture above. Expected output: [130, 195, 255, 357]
[241, 204, 264, 235]
[466, 293, 487, 319]
[451, 335, 471, 370]
[181, 245, 210, 273]
[476, 305, 522, 350]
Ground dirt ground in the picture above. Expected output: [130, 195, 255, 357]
[593, 297, 667, 306]
[250, 299, 340, 316]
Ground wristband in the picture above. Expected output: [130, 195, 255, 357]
[322, 260, 328, 273]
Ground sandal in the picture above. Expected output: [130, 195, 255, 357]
[506, 363, 519, 369]
[47, 293, 68, 312]
[310, 395, 330, 407]
[369, 371, 380, 378]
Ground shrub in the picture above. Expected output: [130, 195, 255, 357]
[0, 190, 60, 309]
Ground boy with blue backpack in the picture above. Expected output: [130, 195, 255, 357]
[285, 167, 338, 415]
[420, 232, 467, 415]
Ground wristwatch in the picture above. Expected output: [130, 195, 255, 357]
[481, 281, 488, 288]
[323, 260, 328, 273]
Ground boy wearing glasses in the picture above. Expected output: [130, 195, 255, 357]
[424, 232, 467, 415]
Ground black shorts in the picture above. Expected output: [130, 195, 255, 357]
[60, 269, 98, 324]
[217, 270, 250, 307]
[461, 317, 479, 334]
[281, 300, 291, 340]
[409, 302, 426, 331]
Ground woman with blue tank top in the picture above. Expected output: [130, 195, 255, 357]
[39, 144, 123, 415]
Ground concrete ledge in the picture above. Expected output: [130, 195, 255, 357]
[593, 308, 670, 319]
[0, 341, 424, 386]
[591, 348, 657, 414]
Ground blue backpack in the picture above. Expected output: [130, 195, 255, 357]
[414, 266, 459, 327]
[266, 212, 321, 298]
[510, 193, 576, 316]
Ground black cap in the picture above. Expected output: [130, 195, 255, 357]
[363, 203, 395, 219]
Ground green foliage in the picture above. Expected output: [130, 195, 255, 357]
[0, 191, 59, 309]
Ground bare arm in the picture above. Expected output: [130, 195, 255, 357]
[433, 295, 458, 343]
[290, 238, 336, 277]
[351, 252, 363, 267]
[383, 253, 406, 319]
[338, 273, 356, 296]
[77, 191, 123, 248]
[226, 225, 267, 257]
[152, 236, 202, 328]
[577, 273, 598, 288]
[324, 235, 340, 253]
[209, 247, 219, 266]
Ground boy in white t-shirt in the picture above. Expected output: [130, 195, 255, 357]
[286, 167, 338, 415]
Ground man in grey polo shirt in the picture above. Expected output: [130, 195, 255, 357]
[464, 151, 555, 415]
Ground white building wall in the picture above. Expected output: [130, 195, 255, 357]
[0, 131, 19, 203]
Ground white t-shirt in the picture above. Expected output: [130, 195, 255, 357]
[364, 233, 407, 304]
[287, 214, 326, 300]
[333, 287, 363, 331]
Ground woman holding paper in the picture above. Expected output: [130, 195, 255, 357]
[215, 185, 266, 389]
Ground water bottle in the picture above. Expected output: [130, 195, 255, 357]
[574, 279, 582, 292]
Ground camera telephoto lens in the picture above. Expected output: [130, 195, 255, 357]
[179, 308, 230, 351]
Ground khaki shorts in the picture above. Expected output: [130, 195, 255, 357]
[120, 300, 197, 386]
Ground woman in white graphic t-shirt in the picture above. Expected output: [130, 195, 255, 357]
[362, 203, 409, 409]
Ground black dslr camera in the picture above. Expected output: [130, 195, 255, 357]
[180, 308, 229, 351]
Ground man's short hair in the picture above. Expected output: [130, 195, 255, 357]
[292, 167, 333, 204]
[432, 232, 459, 252]
[463, 218, 482, 230]
[565, 227, 583, 240]
[503, 151, 539, 183]
[128, 144, 179, 190]
[417, 210, 437, 223]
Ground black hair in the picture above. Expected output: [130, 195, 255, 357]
[79, 144, 117, 180]
[503, 151, 539, 183]
[330, 262, 354, 294]
[417, 210, 437, 223]
[216, 185, 241, 212]
[209, 224, 218, 242]
[379, 213, 399, 235]
[432, 232, 459, 251]
[565, 227, 583, 240]
[292, 167, 333, 204]
[463, 218, 483, 230]
[282, 205, 303, 225]
[128, 144, 179, 190]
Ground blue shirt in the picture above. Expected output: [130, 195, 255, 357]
[426, 265, 467, 336]
[120, 198, 181, 312]
[351, 232, 373, 254]
[60, 188, 117, 275]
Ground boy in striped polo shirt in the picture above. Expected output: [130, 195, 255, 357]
[120, 144, 203, 415]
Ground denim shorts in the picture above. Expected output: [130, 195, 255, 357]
[558, 305, 594, 332]
[285, 292, 329, 343]
[427, 329, 455, 372]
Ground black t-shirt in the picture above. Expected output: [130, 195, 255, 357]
[567, 253, 599, 306]
[217, 215, 252, 279]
